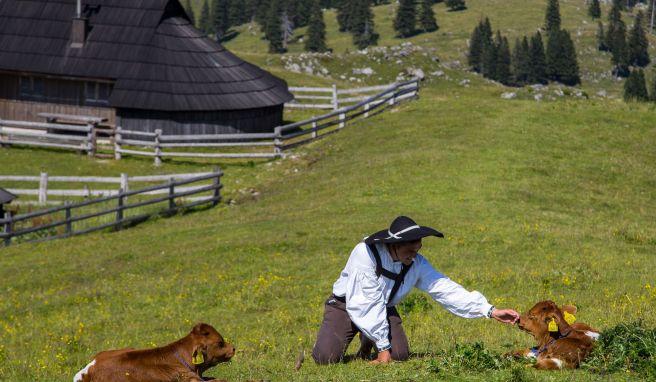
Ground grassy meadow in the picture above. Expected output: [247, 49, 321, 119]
[2, 0, 656, 381]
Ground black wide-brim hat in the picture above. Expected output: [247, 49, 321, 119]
[364, 216, 444, 244]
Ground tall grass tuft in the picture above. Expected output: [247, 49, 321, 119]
[582, 321, 656, 378]
[426, 342, 510, 375]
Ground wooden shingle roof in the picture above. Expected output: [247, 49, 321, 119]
[0, 0, 293, 111]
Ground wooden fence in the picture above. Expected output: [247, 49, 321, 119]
[286, 83, 397, 110]
[0, 170, 223, 246]
[0, 171, 219, 205]
[0, 79, 420, 164]
[114, 78, 420, 164]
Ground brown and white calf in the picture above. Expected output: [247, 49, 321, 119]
[511, 300, 600, 369]
[74, 323, 235, 382]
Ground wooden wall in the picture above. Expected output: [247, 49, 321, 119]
[0, 99, 116, 125]
[117, 106, 284, 134]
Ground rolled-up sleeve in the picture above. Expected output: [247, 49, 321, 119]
[416, 262, 493, 318]
[344, 246, 390, 351]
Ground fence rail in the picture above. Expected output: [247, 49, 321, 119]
[0, 171, 218, 205]
[0, 79, 420, 164]
[0, 170, 223, 246]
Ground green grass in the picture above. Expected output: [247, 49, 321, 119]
[1, 78, 655, 381]
[2, 1, 656, 380]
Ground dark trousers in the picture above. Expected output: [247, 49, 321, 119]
[312, 294, 410, 364]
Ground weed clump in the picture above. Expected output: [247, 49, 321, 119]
[582, 321, 656, 378]
[426, 342, 510, 375]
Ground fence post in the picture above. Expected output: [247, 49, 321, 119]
[115, 188, 124, 231]
[3, 211, 12, 246]
[339, 112, 345, 129]
[65, 201, 72, 237]
[39, 172, 48, 205]
[154, 129, 162, 166]
[332, 84, 338, 110]
[212, 167, 221, 206]
[389, 91, 396, 106]
[120, 173, 129, 203]
[311, 116, 317, 139]
[87, 123, 96, 156]
[364, 103, 370, 118]
[273, 126, 283, 157]
[114, 126, 122, 160]
[168, 177, 175, 212]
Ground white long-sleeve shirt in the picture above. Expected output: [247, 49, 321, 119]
[332, 242, 493, 352]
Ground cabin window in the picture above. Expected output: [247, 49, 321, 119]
[85, 82, 111, 105]
[19, 76, 45, 100]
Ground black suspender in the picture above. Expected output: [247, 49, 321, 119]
[367, 243, 413, 304]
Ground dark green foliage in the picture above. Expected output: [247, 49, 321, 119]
[628, 11, 650, 67]
[511, 37, 531, 85]
[651, 69, 656, 101]
[199, 0, 213, 34]
[544, 0, 561, 35]
[529, 31, 548, 84]
[582, 321, 656, 377]
[351, 0, 379, 49]
[468, 18, 492, 72]
[213, 0, 231, 40]
[623, 69, 649, 101]
[427, 342, 510, 374]
[495, 33, 512, 85]
[264, 0, 284, 52]
[445, 0, 466, 11]
[597, 21, 608, 51]
[609, 20, 630, 76]
[305, 0, 328, 52]
[588, 0, 601, 19]
[481, 37, 497, 80]
[419, 0, 439, 32]
[183, 0, 196, 26]
[336, 0, 353, 31]
[394, 0, 417, 37]
[546, 29, 580, 85]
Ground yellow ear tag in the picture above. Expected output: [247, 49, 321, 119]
[564, 311, 576, 325]
[548, 318, 558, 332]
[192, 351, 204, 365]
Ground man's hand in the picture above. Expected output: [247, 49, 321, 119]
[491, 308, 520, 324]
[369, 350, 392, 364]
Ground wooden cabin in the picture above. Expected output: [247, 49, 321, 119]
[0, 0, 293, 135]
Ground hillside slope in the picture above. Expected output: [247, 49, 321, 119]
[1, 77, 655, 380]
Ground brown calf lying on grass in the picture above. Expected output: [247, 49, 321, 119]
[74, 323, 235, 382]
[511, 300, 600, 369]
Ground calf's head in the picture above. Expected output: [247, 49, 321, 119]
[517, 300, 576, 339]
[188, 323, 235, 372]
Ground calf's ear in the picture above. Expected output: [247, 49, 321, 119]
[192, 323, 212, 336]
[561, 305, 577, 315]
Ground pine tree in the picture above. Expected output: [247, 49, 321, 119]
[445, 0, 466, 11]
[610, 21, 630, 76]
[184, 0, 196, 27]
[394, 0, 417, 37]
[351, 0, 379, 49]
[228, 0, 246, 26]
[265, 0, 284, 52]
[529, 31, 548, 84]
[511, 36, 532, 86]
[336, 0, 353, 32]
[588, 0, 601, 19]
[624, 68, 648, 101]
[305, 0, 328, 52]
[213, 0, 231, 40]
[546, 29, 580, 85]
[419, 0, 438, 33]
[597, 21, 608, 51]
[481, 37, 497, 80]
[468, 23, 483, 71]
[544, 0, 561, 36]
[628, 11, 650, 67]
[199, 0, 213, 34]
[495, 33, 512, 85]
